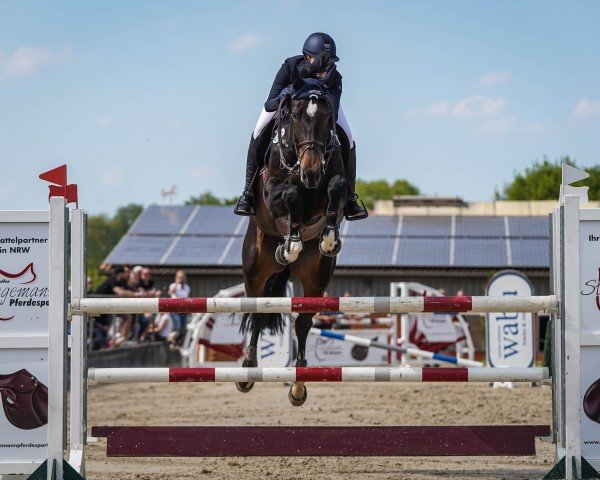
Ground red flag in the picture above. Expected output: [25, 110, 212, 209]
[48, 184, 78, 207]
[39, 164, 67, 186]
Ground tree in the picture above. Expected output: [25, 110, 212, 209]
[355, 179, 420, 209]
[185, 191, 237, 206]
[500, 156, 600, 201]
[86, 203, 143, 286]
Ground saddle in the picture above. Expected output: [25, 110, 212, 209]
[0, 369, 48, 430]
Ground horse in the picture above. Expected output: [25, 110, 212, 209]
[238, 78, 348, 406]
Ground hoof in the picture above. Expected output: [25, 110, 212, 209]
[236, 381, 254, 393]
[275, 244, 289, 265]
[288, 384, 308, 406]
[319, 238, 342, 257]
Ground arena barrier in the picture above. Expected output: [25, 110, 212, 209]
[2, 165, 598, 480]
[309, 327, 484, 367]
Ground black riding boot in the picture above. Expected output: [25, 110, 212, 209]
[344, 145, 368, 221]
[234, 134, 261, 216]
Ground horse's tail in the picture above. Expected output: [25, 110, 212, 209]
[239, 267, 291, 335]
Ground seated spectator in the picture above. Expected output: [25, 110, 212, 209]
[312, 292, 341, 330]
[151, 313, 174, 343]
[168, 270, 191, 343]
[137, 267, 162, 341]
[92, 266, 130, 349]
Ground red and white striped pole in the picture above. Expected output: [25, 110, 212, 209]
[88, 366, 549, 384]
[73, 295, 557, 315]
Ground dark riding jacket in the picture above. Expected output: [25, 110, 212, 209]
[264, 55, 342, 120]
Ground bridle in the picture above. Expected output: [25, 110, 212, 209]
[275, 91, 340, 177]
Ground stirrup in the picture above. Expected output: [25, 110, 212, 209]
[344, 194, 368, 221]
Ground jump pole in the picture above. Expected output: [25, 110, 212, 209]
[88, 366, 548, 384]
[72, 295, 558, 315]
[309, 327, 484, 367]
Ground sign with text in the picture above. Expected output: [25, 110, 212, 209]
[486, 270, 535, 368]
[0, 217, 49, 471]
[579, 215, 600, 464]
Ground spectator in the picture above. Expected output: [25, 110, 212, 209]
[92, 266, 132, 349]
[168, 270, 191, 340]
[137, 267, 162, 341]
[456, 289, 465, 296]
[151, 313, 174, 343]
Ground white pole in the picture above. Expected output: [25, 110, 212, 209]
[69, 209, 86, 475]
[48, 197, 67, 480]
[563, 195, 582, 479]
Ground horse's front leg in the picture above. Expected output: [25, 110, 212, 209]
[275, 185, 304, 265]
[319, 174, 347, 257]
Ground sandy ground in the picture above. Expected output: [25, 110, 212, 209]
[84, 380, 553, 480]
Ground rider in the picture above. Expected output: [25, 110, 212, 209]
[234, 32, 368, 221]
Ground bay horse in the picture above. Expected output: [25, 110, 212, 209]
[238, 78, 347, 406]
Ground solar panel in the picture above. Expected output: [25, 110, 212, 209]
[163, 236, 232, 265]
[186, 206, 248, 235]
[337, 238, 395, 266]
[219, 237, 245, 266]
[401, 217, 451, 237]
[395, 238, 450, 266]
[130, 205, 197, 234]
[105, 235, 174, 265]
[507, 217, 550, 238]
[510, 238, 550, 267]
[454, 238, 507, 266]
[343, 216, 399, 237]
[455, 217, 505, 237]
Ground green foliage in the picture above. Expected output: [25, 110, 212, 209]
[355, 179, 420, 209]
[185, 191, 237, 206]
[500, 156, 600, 201]
[86, 203, 143, 287]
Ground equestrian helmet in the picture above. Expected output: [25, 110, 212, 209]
[302, 33, 339, 62]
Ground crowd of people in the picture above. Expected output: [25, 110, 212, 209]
[89, 266, 190, 350]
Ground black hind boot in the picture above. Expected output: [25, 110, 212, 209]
[344, 145, 368, 221]
[234, 134, 261, 216]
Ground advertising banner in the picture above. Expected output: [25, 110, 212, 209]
[305, 330, 389, 366]
[0, 217, 49, 470]
[579, 215, 600, 464]
[486, 270, 535, 368]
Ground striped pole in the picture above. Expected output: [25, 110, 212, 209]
[72, 295, 557, 315]
[309, 328, 483, 367]
[88, 366, 548, 384]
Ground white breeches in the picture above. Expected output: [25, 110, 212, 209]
[253, 105, 354, 148]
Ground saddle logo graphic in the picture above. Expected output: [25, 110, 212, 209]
[580, 267, 600, 311]
[0, 263, 42, 321]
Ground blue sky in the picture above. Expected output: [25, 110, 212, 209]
[1, 0, 599, 214]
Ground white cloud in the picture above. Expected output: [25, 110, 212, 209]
[452, 95, 505, 119]
[404, 101, 449, 119]
[230, 34, 264, 53]
[478, 71, 511, 87]
[96, 116, 111, 128]
[0, 45, 71, 80]
[573, 98, 600, 118]
[99, 165, 124, 187]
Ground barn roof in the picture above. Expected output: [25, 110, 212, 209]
[104, 205, 549, 269]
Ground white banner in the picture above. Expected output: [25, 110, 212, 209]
[486, 270, 535, 368]
[0, 218, 49, 470]
[579, 215, 600, 463]
[305, 330, 389, 366]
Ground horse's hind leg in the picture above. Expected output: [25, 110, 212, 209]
[320, 174, 347, 257]
[236, 322, 260, 393]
